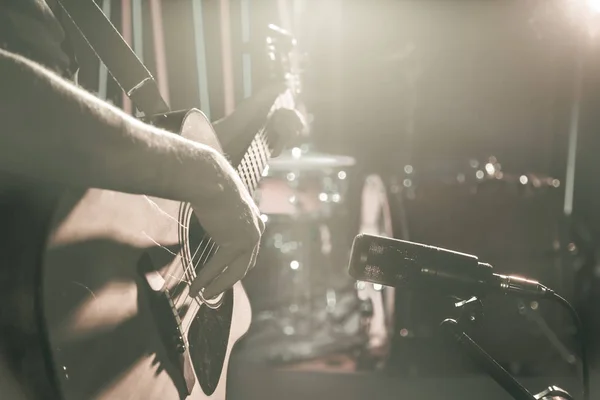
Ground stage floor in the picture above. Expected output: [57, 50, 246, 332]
[227, 360, 595, 400]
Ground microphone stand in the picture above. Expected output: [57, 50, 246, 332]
[440, 297, 575, 400]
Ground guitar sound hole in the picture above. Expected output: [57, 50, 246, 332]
[187, 216, 234, 395]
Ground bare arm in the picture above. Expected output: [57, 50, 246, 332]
[0, 48, 235, 203]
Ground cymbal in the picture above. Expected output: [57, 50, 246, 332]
[268, 150, 356, 172]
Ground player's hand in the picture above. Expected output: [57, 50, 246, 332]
[267, 107, 307, 157]
[188, 152, 264, 300]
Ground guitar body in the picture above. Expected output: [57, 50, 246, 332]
[0, 109, 265, 399]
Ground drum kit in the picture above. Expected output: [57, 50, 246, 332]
[238, 144, 590, 376]
[240, 146, 394, 369]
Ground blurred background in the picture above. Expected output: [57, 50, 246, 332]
[73, 0, 600, 398]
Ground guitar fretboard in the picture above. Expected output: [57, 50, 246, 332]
[235, 129, 271, 195]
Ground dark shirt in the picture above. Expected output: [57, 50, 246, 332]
[0, 0, 78, 78]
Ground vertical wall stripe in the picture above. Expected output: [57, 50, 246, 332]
[121, 0, 133, 114]
[292, 0, 304, 31]
[276, 0, 292, 31]
[150, 0, 170, 105]
[97, 0, 112, 100]
[240, 0, 252, 98]
[564, 44, 585, 216]
[192, 0, 211, 119]
[240, 0, 250, 42]
[242, 54, 252, 98]
[132, 0, 144, 62]
[219, 0, 236, 115]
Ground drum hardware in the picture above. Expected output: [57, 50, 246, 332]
[256, 147, 355, 219]
[240, 152, 394, 369]
[267, 147, 357, 172]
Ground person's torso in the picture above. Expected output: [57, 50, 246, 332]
[0, 0, 77, 78]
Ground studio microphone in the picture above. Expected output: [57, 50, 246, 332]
[348, 233, 554, 299]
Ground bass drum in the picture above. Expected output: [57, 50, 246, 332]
[350, 174, 395, 369]
[334, 172, 395, 370]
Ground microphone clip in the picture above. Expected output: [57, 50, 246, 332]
[454, 296, 485, 329]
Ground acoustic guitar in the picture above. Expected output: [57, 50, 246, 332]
[0, 34, 301, 400]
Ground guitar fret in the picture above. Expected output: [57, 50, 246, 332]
[243, 163, 252, 191]
[257, 136, 268, 172]
[257, 136, 268, 182]
[237, 159, 251, 191]
[243, 155, 256, 192]
[254, 135, 267, 174]
[252, 140, 262, 187]
[235, 130, 272, 197]
[259, 149, 269, 177]
[241, 153, 251, 190]
[248, 141, 259, 191]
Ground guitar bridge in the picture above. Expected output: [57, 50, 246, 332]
[137, 253, 196, 397]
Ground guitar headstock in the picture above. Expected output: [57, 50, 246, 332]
[261, 24, 309, 154]
[265, 24, 303, 98]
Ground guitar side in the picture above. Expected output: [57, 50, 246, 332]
[0, 109, 252, 399]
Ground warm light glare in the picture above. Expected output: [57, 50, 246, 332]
[589, 0, 600, 13]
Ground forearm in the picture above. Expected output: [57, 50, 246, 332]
[0, 49, 231, 203]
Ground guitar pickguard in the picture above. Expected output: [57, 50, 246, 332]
[183, 209, 235, 396]
[188, 290, 234, 396]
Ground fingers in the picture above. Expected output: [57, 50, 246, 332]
[201, 250, 255, 299]
[188, 247, 240, 296]
[190, 242, 260, 300]
[268, 109, 307, 157]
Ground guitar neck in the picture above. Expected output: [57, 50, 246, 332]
[235, 127, 271, 195]
[222, 89, 294, 195]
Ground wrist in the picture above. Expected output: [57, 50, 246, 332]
[178, 143, 237, 206]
